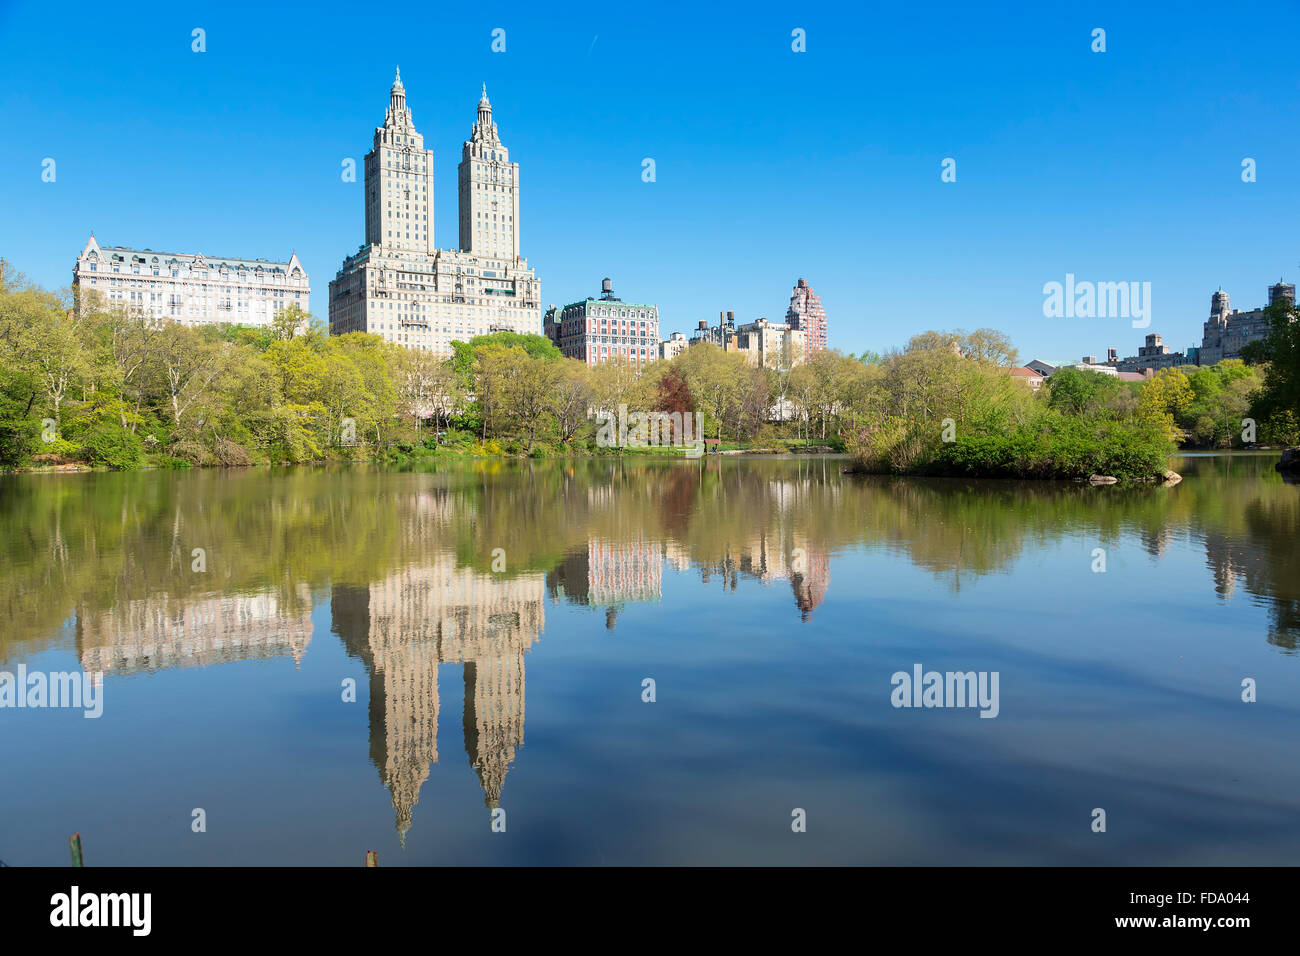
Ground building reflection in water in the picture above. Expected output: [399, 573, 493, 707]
[332, 560, 544, 840]
[547, 535, 663, 629]
[43, 454, 1300, 854]
[77, 585, 314, 674]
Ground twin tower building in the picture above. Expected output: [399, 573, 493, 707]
[327, 70, 541, 352]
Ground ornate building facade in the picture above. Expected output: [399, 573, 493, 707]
[72, 235, 308, 328]
[544, 278, 659, 367]
[328, 72, 541, 353]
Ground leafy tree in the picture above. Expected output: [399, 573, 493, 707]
[1046, 367, 1123, 416]
[1243, 296, 1300, 438]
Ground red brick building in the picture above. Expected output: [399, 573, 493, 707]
[785, 278, 827, 355]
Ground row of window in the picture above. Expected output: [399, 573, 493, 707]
[85, 263, 301, 284]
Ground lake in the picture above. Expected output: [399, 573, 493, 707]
[1, 452, 1297, 865]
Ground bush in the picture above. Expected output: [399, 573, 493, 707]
[751, 425, 786, 452]
[78, 424, 144, 470]
[154, 455, 194, 470]
[846, 417, 941, 473]
[926, 414, 1171, 481]
[0, 415, 39, 468]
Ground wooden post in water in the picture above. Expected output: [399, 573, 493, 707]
[69, 833, 83, 867]
[365, 850, 378, 867]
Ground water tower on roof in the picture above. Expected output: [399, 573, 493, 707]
[599, 277, 620, 302]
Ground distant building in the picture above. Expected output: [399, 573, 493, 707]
[659, 331, 688, 361]
[731, 317, 804, 370]
[1090, 280, 1292, 374]
[690, 311, 736, 348]
[1009, 367, 1044, 391]
[73, 234, 308, 328]
[543, 278, 659, 367]
[685, 311, 805, 369]
[1198, 282, 1292, 365]
[785, 278, 827, 354]
[1024, 359, 1056, 377]
[1111, 333, 1195, 373]
[1059, 361, 1120, 377]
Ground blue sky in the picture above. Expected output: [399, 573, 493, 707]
[2, 0, 1297, 363]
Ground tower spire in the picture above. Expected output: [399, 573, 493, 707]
[388, 67, 408, 126]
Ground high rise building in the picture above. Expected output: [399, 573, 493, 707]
[329, 71, 540, 353]
[72, 235, 308, 328]
[785, 278, 827, 355]
[459, 85, 519, 261]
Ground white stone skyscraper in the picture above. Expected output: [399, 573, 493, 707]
[365, 68, 434, 255]
[459, 84, 519, 261]
[329, 71, 540, 353]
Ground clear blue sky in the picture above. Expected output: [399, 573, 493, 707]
[2, 0, 1298, 364]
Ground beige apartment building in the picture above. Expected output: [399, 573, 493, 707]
[731, 317, 804, 370]
[328, 72, 540, 352]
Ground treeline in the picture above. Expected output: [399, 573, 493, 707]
[846, 328, 1294, 481]
[2, 260, 1297, 471]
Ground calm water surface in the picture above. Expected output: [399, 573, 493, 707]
[1, 453, 1297, 865]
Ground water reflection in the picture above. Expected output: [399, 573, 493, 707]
[1, 452, 1296, 663]
[331, 562, 542, 837]
[79, 587, 314, 674]
[0, 452, 1297, 852]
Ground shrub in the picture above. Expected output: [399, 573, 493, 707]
[78, 425, 144, 470]
[926, 414, 1171, 481]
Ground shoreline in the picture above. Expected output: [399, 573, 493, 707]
[3, 446, 1279, 478]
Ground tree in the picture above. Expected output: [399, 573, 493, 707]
[271, 304, 311, 341]
[90, 297, 160, 432]
[502, 351, 563, 454]
[553, 359, 593, 442]
[961, 328, 1020, 367]
[674, 344, 748, 441]
[1046, 367, 1123, 416]
[396, 348, 463, 433]
[26, 303, 89, 430]
[589, 355, 642, 417]
[156, 322, 231, 431]
[474, 344, 516, 440]
[1138, 367, 1194, 441]
[1243, 296, 1300, 436]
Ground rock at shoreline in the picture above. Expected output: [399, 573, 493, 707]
[1277, 448, 1300, 474]
[1088, 474, 1118, 485]
[1163, 470, 1182, 486]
